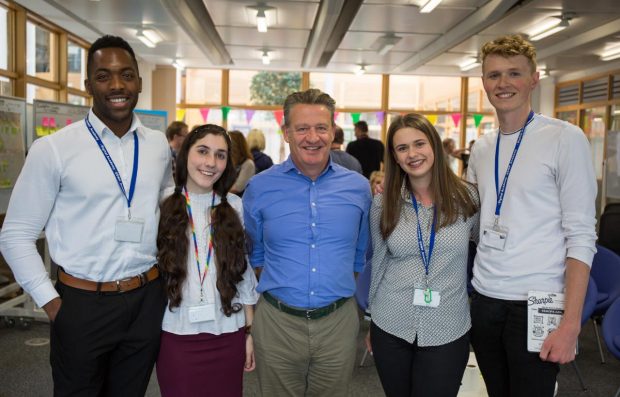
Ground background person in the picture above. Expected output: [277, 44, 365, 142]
[0, 35, 173, 396]
[247, 128, 274, 174]
[165, 121, 189, 182]
[367, 113, 479, 397]
[229, 130, 255, 196]
[346, 120, 385, 179]
[330, 125, 363, 174]
[156, 124, 258, 397]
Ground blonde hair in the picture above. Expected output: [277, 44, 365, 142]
[247, 129, 266, 151]
[481, 34, 537, 73]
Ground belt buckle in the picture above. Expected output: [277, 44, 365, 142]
[305, 308, 317, 319]
[115, 276, 135, 292]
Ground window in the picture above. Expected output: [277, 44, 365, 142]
[0, 76, 12, 96]
[67, 41, 86, 91]
[26, 21, 58, 82]
[389, 75, 461, 111]
[27, 84, 57, 103]
[68, 94, 87, 106]
[468, 78, 494, 112]
[227, 110, 289, 163]
[0, 5, 9, 71]
[556, 111, 578, 126]
[311, 72, 381, 109]
[185, 69, 221, 104]
[336, 112, 382, 144]
[230, 70, 301, 106]
[581, 107, 606, 180]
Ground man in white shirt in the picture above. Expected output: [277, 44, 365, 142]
[0, 35, 173, 396]
[467, 34, 597, 397]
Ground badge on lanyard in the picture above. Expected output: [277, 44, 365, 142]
[85, 116, 144, 243]
[482, 111, 535, 251]
[410, 193, 441, 308]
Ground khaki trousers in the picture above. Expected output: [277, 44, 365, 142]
[253, 295, 359, 397]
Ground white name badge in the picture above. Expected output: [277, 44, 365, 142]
[114, 218, 145, 243]
[413, 288, 441, 308]
[188, 303, 216, 323]
[481, 224, 509, 251]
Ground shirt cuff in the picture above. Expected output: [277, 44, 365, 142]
[30, 281, 60, 308]
[567, 246, 596, 268]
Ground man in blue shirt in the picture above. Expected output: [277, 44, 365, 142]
[243, 88, 371, 396]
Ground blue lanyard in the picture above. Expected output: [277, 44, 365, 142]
[85, 116, 139, 217]
[494, 111, 535, 219]
[411, 193, 437, 278]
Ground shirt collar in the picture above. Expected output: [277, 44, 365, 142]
[280, 155, 336, 179]
[87, 109, 144, 138]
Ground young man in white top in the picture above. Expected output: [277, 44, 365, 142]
[0, 35, 173, 396]
[467, 35, 597, 397]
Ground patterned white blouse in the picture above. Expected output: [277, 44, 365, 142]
[368, 183, 479, 346]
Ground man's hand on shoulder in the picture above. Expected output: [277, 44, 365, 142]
[43, 297, 62, 322]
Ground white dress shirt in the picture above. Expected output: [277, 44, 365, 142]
[467, 114, 597, 300]
[0, 110, 173, 307]
[161, 192, 259, 335]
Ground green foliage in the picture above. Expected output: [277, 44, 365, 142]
[250, 72, 302, 106]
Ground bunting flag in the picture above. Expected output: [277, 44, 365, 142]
[451, 113, 462, 128]
[273, 110, 284, 127]
[334, 111, 339, 122]
[473, 114, 484, 128]
[376, 111, 385, 126]
[245, 109, 256, 123]
[221, 106, 231, 121]
[427, 114, 438, 125]
[176, 109, 186, 121]
[199, 108, 210, 123]
[351, 112, 361, 124]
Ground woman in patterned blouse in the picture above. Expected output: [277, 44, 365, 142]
[366, 113, 479, 397]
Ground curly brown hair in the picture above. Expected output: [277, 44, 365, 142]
[157, 124, 247, 316]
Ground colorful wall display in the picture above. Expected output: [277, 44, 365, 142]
[33, 100, 89, 144]
[0, 96, 27, 189]
[135, 109, 168, 133]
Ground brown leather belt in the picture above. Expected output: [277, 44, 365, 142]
[58, 266, 159, 293]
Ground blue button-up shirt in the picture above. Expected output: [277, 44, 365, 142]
[243, 156, 371, 309]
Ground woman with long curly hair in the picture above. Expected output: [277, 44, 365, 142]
[156, 124, 258, 397]
[366, 113, 479, 397]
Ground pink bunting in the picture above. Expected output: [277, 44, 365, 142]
[376, 111, 385, 125]
[42, 117, 49, 127]
[273, 110, 284, 127]
[199, 108, 210, 123]
[245, 109, 256, 123]
[451, 113, 462, 128]
[49, 117, 56, 128]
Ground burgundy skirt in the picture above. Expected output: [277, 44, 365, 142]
[156, 329, 245, 397]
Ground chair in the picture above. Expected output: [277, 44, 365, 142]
[571, 276, 598, 391]
[589, 244, 620, 363]
[601, 298, 620, 397]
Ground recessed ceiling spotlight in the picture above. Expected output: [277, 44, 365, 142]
[261, 50, 271, 65]
[354, 64, 367, 76]
[528, 13, 574, 41]
[248, 3, 275, 33]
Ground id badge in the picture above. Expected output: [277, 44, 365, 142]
[188, 304, 216, 323]
[481, 223, 508, 251]
[413, 288, 441, 308]
[114, 218, 144, 243]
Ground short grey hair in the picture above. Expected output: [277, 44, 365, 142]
[283, 88, 336, 127]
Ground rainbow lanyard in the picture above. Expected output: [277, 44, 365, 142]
[183, 187, 215, 303]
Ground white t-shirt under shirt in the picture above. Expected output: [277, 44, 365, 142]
[161, 192, 259, 336]
[467, 114, 597, 301]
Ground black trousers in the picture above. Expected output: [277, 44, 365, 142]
[50, 277, 167, 397]
[470, 291, 559, 397]
[370, 321, 470, 397]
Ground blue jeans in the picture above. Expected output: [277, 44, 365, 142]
[470, 291, 559, 397]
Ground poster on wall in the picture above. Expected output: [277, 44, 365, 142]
[606, 130, 620, 199]
[0, 96, 27, 189]
[32, 100, 89, 146]
[135, 109, 168, 133]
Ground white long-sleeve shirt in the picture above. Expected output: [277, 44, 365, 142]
[0, 110, 173, 307]
[161, 192, 259, 335]
[467, 114, 597, 300]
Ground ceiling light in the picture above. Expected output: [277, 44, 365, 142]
[172, 59, 184, 70]
[529, 14, 573, 41]
[375, 33, 402, 56]
[420, 0, 442, 13]
[256, 9, 268, 32]
[539, 68, 549, 79]
[142, 28, 163, 45]
[600, 42, 620, 61]
[261, 51, 271, 65]
[354, 64, 367, 76]
[460, 57, 480, 71]
[136, 29, 156, 48]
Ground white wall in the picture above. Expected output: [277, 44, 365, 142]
[136, 59, 154, 110]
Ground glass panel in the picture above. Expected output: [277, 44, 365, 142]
[226, 110, 289, 163]
[467, 77, 494, 112]
[184, 108, 223, 130]
[26, 84, 57, 103]
[0, 76, 12, 96]
[612, 105, 620, 130]
[26, 21, 58, 82]
[311, 72, 381, 108]
[581, 107, 606, 180]
[185, 69, 222, 104]
[336, 112, 382, 147]
[556, 110, 578, 126]
[0, 5, 8, 70]
[67, 41, 86, 91]
[389, 75, 461, 111]
[230, 70, 301, 106]
[68, 94, 87, 106]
